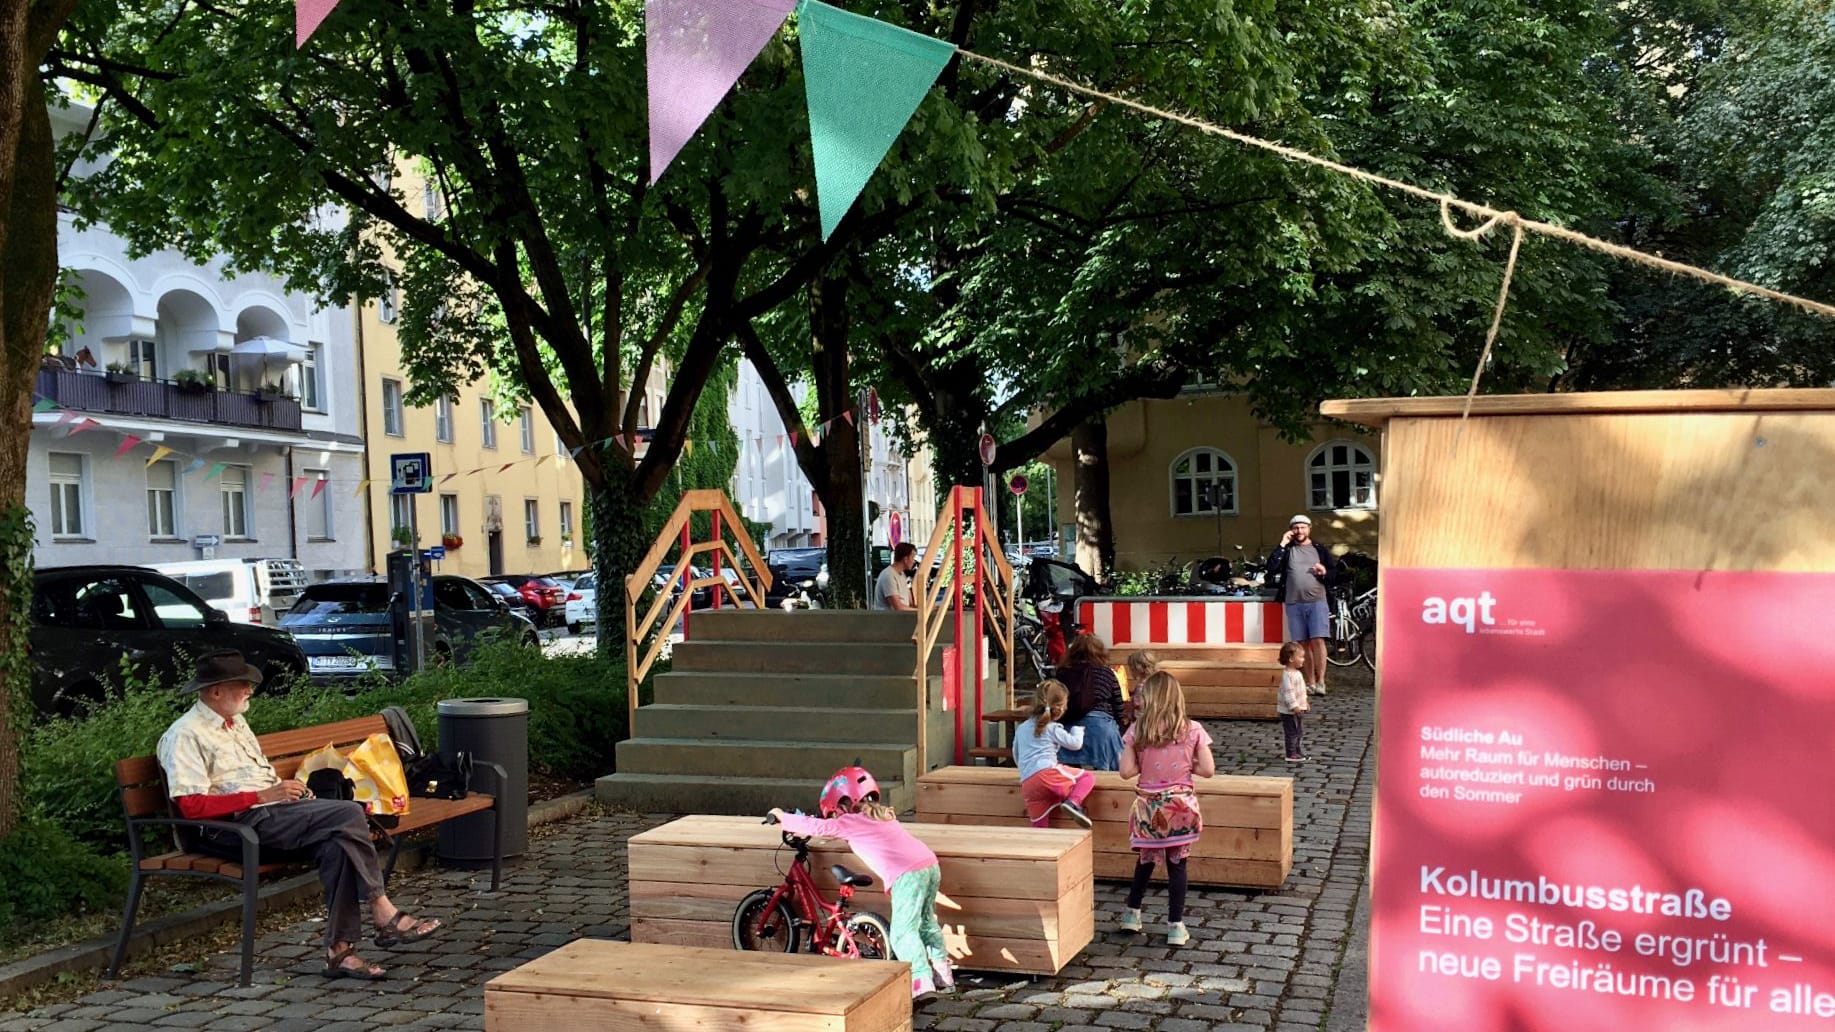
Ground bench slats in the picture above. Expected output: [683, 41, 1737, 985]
[121, 784, 168, 819]
[257, 715, 388, 764]
[115, 755, 163, 789]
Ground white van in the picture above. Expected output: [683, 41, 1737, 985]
[154, 558, 309, 626]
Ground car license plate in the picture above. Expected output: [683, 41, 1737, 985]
[309, 655, 362, 671]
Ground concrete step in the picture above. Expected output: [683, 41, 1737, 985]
[671, 640, 942, 676]
[615, 737, 916, 784]
[688, 609, 952, 645]
[653, 672, 921, 709]
[1115, 643, 1281, 663]
[633, 704, 920, 744]
[1159, 660, 1282, 687]
[596, 772, 914, 816]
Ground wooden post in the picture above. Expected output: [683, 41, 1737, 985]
[678, 520, 692, 641]
[972, 488, 986, 749]
[953, 487, 966, 766]
[624, 574, 639, 740]
[711, 509, 724, 610]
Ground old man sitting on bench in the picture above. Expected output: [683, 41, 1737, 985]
[155, 650, 442, 980]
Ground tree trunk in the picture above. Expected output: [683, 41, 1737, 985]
[808, 267, 870, 609]
[0, 49, 65, 839]
[589, 472, 649, 669]
[1071, 418, 1115, 584]
[926, 389, 986, 492]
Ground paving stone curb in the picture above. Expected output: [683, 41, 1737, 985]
[0, 790, 596, 1002]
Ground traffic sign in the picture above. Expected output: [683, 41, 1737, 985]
[391, 452, 433, 494]
[979, 433, 997, 467]
[422, 546, 446, 560]
[1009, 473, 1028, 496]
[889, 511, 903, 547]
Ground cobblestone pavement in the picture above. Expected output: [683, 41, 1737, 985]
[1, 666, 1374, 1032]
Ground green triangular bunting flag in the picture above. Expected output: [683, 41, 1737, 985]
[798, 0, 954, 240]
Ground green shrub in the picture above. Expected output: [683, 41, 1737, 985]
[0, 820, 126, 928]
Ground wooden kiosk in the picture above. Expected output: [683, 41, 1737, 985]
[1322, 389, 1835, 1032]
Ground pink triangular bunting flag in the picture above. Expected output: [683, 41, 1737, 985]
[311, 478, 328, 499]
[259, 472, 275, 491]
[113, 435, 142, 458]
[296, 0, 341, 48]
[69, 418, 101, 436]
[290, 476, 308, 498]
[646, 0, 797, 183]
[843, 410, 856, 427]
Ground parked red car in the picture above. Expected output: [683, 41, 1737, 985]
[482, 574, 567, 627]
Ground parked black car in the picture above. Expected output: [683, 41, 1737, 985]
[30, 565, 308, 717]
[281, 576, 538, 683]
[482, 579, 538, 621]
[765, 548, 828, 608]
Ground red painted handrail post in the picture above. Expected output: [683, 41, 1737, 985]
[711, 509, 725, 610]
[952, 486, 966, 766]
[972, 487, 986, 749]
[679, 520, 692, 641]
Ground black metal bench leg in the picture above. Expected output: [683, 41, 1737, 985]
[107, 871, 146, 979]
[239, 865, 259, 987]
[382, 837, 403, 885]
[490, 804, 503, 892]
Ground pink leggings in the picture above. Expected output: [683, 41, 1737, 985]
[1021, 766, 1096, 826]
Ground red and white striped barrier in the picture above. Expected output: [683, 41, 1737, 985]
[1077, 597, 1287, 647]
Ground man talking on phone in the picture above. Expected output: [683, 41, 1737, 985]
[1265, 515, 1342, 696]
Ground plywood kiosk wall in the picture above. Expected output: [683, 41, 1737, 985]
[1320, 389, 1835, 1032]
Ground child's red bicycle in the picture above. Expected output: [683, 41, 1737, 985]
[732, 814, 892, 959]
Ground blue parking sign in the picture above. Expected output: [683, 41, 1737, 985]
[391, 453, 433, 494]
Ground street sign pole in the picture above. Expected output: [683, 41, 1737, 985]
[409, 497, 424, 674]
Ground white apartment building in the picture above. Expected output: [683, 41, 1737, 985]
[729, 360, 822, 549]
[30, 104, 368, 580]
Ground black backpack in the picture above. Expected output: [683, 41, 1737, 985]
[382, 705, 472, 800]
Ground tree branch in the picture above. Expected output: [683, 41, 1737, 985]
[991, 362, 1187, 471]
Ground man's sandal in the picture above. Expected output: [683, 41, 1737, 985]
[323, 945, 386, 980]
[374, 911, 442, 947]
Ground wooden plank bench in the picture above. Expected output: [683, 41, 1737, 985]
[915, 765, 1292, 889]
[627, 814, 1093, 975]
[486, 939, 912, 1031]
[110, 713, 507, 986]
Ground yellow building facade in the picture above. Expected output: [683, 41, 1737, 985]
[355, 300, 587, 580]
[1043, 391, 1382, 571]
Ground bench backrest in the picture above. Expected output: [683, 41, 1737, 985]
[115, 714, 390, 819]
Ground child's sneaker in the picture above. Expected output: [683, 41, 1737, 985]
[911, 973, 936, 1000]
[1286, 755, 1304, 763]
[1309, 683, 1328, 696]
[1166, 921, 1191, 947]
[1118, 907, 1143, 933]
[930, 958, 955, 990]
[1058, 799, 1094, 829]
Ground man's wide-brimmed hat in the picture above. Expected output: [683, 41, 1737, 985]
[184, 650, 264, 694]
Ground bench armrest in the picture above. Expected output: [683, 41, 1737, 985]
[470, 760, 509, 801]
[124, 816, 259, 867]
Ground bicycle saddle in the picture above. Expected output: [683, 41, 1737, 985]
[830, 864, 874, 888]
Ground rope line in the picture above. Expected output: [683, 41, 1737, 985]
[956, 49, 1835, 321]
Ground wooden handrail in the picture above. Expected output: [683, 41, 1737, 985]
[625, 490, 774, 737]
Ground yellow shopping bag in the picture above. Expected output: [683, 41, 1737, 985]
[347, 733, 411, 818]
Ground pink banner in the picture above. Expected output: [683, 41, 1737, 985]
[646, 0, 796, 183]
[113, 435, 142, 457]
[1372, 567, 1835, 1032]
[310, 478, 328, 499]
[295, 0, 340, 48]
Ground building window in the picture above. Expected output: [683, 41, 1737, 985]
[435, 395, 454, 443]
[423, 181, 445, 221]
[440, 493, 460, 536]
[209, 352, 231, 391]
[480, 399, 497, 449]
[128, 339, 158, 381]
[305, 468, 331, 540]
[390, 493, 413, 535]
[147, 459, 178, 538]
[221, 466, 250, 538]
[300, 346, 321, 410]
[378, 273, 399, 324]
[1169, 447, 1237, 517]
[519, 406, 534, 454]
[523, 499, 539, 542]
[559, 501, 573, 541]
[1308, 441, 1377, 510]
[48, 452, 86, 538]
[382, 378, 404, 436]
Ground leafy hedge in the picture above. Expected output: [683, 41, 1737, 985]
[4, 640, 631, 939]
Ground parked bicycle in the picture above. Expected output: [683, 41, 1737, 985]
[1326, 584, 1378, 671]
[732, 813, 893, 959]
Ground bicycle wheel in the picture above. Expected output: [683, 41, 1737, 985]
[1325, 614, 1364, 668]
[1359, 623, 1376, 671]
[843, 912, 892, 960]
[732, 889, 799, 952]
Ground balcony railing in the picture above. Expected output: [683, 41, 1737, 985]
[35, 368, 303, 432]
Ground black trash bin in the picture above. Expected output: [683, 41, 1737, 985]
[436, 697, 528, 863]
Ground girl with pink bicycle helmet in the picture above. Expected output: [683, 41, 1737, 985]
[770, 767, 954, 998]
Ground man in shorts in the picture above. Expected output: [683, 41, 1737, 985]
[1265, 515, 1342, 695]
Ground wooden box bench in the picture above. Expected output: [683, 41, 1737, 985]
[486, 939, 911, 1032]
[110, 714, 507, 986]
[915, 765, 1292, 889]
[627, 814, 1093, 975]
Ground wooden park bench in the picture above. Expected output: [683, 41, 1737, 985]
[627, 814, 1094, 976]
[486, 939, 913, 1032]
[109, 714, 507, 986]
[915, 765, 1293, 889]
